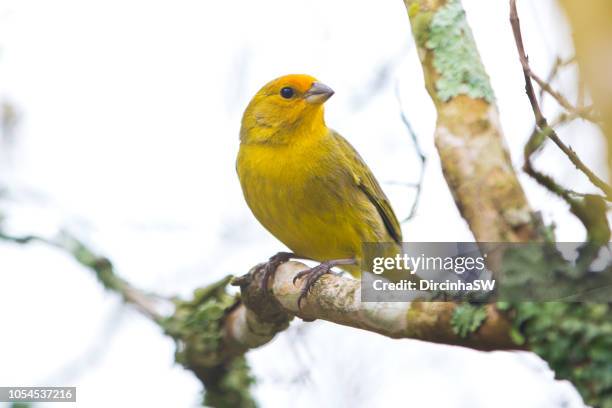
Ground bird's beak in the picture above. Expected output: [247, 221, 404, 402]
[305, 82, 334, 104]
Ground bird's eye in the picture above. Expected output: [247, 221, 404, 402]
[280, 87, 295, 99]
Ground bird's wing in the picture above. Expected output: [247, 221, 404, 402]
[331, 130, 403, 245]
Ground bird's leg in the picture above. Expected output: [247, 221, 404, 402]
[259, 252, 300, 291]
[292, 258, 356, 309]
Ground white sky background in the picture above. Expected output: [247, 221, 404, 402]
[0, 0, 605, 406]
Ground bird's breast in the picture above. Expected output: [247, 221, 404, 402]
[236, 141, 371, 265]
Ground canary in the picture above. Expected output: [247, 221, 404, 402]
[236, 74, 402, 306]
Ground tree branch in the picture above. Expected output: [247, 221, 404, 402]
[557, 0, 612, 180]
[403, 0, 539, 242]
[0, 230, 165, 321]
[0, 227, 258, 407]
[0, 228, 519, 376]
[509, 0, 612, 202]
[229, 261, 519, 352]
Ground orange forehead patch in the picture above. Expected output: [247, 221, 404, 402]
[263, 74, 318, 94]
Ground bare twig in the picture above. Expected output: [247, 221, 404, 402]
[539, 57, 560, 103]
[0, 224, 259, 406]
[529, 69, 597, 122]
[510, 0, 611, 251]
[538, 56, 575, 104]
[0, 230, 167, 321]
[395, 82, 426, 222]
[510, 0, 612, 201]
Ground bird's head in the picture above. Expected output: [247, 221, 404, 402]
[240, 74, 334, 144]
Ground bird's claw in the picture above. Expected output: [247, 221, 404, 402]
[258, 252, 295, 291]
[293, 262, 335, 309]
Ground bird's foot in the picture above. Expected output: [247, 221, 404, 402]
[292, 258, 356, 309]
[258, 252, 297, 291]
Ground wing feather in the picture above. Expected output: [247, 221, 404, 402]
[331, 131, 403, 245]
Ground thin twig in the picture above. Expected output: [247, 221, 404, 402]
[0, 229, 167, 321]
[529, 69, 597, 122]
[395, 82, 427, 222]
[539, 56, 575, 104]
[509, 0, 612, 201]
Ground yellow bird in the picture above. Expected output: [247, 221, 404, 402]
[236, 74, 402, 306]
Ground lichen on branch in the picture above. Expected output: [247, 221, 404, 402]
[423, 0, 494, 102]
[232, 261, 518, 351]
[403, 0, 538, 243]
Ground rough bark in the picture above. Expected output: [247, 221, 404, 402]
[403, 0, 539, 243]
[228, 261, 519, 352]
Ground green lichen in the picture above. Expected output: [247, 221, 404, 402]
[201, 356, 257, 408]
[162, 276, 258, 407]
[425, 0, 494, 102]
[451, 303, 487, 338]
[495, 241, 612, 407]
[163, 275, 238, 364]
